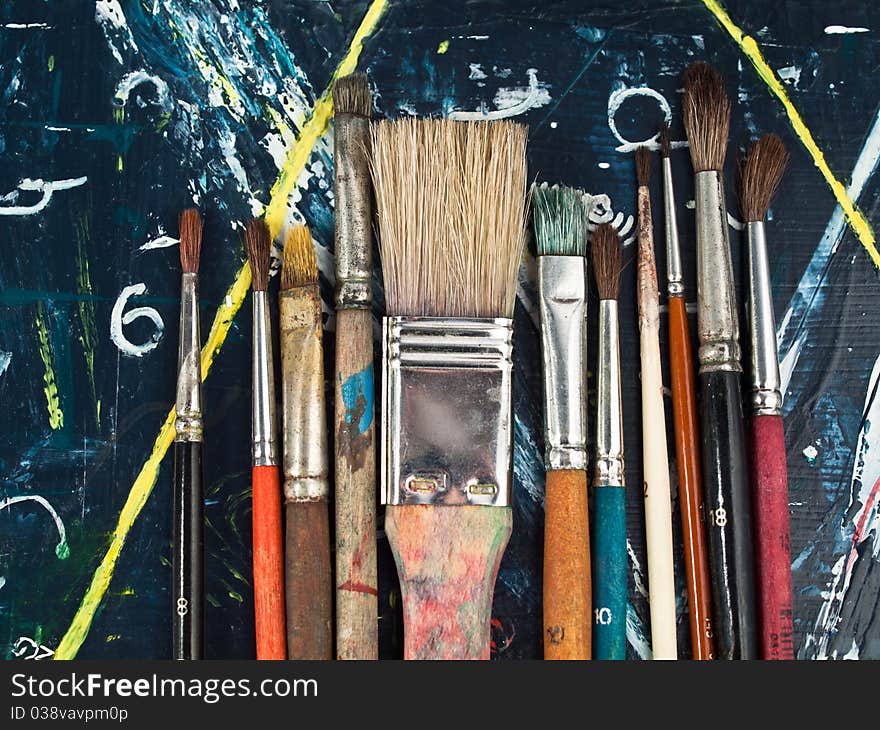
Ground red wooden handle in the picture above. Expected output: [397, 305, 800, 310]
[751, 415, 794, 660]
[252, 465, 286, 659]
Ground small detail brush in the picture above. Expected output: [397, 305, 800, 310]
[635, 146, 678, 659]
[682, 61, 757, 660]
[173, 208, 204, 661]
[740, 133, 794, 660]
[659, 125, 715, 660]
[533, 183, 591, 660]
[591, 222, 627, 661]
[244, 219, 286, 660]
[280, 225, 332, 659]
[332, 73, 378, 660]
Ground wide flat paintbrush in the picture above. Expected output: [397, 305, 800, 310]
[740, 133, 794, 660]
[682, 61, 756, 660]
[173, 208, 204, 660]
[280, 225, 332, 659]
[244, 220, 286, 660]
[332, 73, 378, 660]
[371, 118, 528, 660]
[659, 125, 714, 660]
[591, 223, 627, 661]
[533, 183, 591, 660]
[635, 146, 678, 659]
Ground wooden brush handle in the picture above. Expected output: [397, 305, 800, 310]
[543, 469, 591, 659]
[700, 370, 757, 660]
[173, 441, 203, 660]
[751, 414, 794, 660]
[385, 504, 512, 660]
[667, 296, 714, 659]
[285, 500, 332, 659]
[592, 484, 627, 660]
[334, 308, 378, 660]
[252, 465, 286, 659]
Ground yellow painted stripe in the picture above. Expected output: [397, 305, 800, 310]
[53, 0, 388, 660]
[701, 0, 880, 268]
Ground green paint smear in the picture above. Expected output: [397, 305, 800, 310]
[437, 39, 450, 53]
[73, 210, 100, 428]
[35, 305, 64, 430]
[228, 590, 243, 603]
[55, 540, 70, 560]
[48, 55, 54, 71]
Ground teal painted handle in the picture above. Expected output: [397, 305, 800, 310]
[592, 485, 627, 660]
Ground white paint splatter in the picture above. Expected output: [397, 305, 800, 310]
[139, 235, 179, 251]
[824, 25, 869, 34]
[803, 444, 819, 462]
[109, 283, 165, 358]
[2, 23, 53, 29]
[607, 85, 689, 152]
[448, 69, 550, 121]
[0, 177, 87, 216]
[597, 161, 610, 169]
[0, 350, 10, 376]
[468, 63, 487, 80]
[95, 0, 139, 64]
[11, 637, 54, 660]
[0, 495, 68, 559]
[113, 70, 172, 114]
[777, 65, 802, 85]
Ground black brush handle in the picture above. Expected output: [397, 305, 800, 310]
[173, 440, 204, 660]
[700, 370, 757, 660]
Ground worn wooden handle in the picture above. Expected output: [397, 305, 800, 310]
[543, 469, 591, 659]
[334, 308, 378, 660]
[751, 414, 794, 660]
[592, 484, 627, 659]
[385, 504, 512, 660]
[285, 500, 332, 659]
[252, 465, 286, 660]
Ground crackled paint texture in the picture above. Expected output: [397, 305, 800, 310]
[1, 0, 879, 659]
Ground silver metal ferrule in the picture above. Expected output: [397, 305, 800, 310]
[594, 300, 624, 487]
[662, 156, 684, 298]
[538, 256, 588, 470]
[280, 285, 330, 502]
[747, 221, 783, 416]
[251, 291, 278, 466]
[381, 316, 514, 507]
[334, 112, 372, 309]
[694, 170, 742, 373]
[175, 273, 202, 443]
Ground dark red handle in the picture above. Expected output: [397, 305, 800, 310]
[252, 465, 286, 659]
[751, 414, 794, 660]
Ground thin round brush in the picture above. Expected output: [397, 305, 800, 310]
[591, 223, 627, 661]
[635, 146, 678, 659]
[332, 73, 378, 660]
[173, 208, 204, 660]
[244, 220, 286, 660]
[280, 225, 332, 659]
[533, 183, 591, 660]
[659, 125, 715, 659]
[682, 62, 757, 660]
[740, 133, 794, 660]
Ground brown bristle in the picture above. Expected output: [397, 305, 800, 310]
[371, 118, 528, 318]
[591, 223, 621, 301]
[244, 219, 271, 292]
[281, 225, 318, 290]
[332, 73, 372, 117]
[681, 62, 730, 172]
[178, 208, 202, 274]
[635, 146, 651, 187]
[740, 133, 789, 222]
[659, 123, 672, 158]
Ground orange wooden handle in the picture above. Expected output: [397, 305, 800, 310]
[252, 465, 286, 660]
[544, 469, 591, 659]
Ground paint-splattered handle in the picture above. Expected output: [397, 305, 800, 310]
[172, 440, 203, 660]
[334, 308, 378, 660]
[385, 504, 512, 660]
[751, 414, 794, 660]
[252, 465, 286, 660]
[592, 485, 627, 660]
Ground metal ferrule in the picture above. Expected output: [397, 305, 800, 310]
[334, 112, 372, 309]
[175, 273, 202, 443]
[694, 170, 742, 373]
[661, 156, 684, 298]
[280, 285, 330, 502]
[538, 256, 588, 471]
[251, 291, 278, 466]
[381, 316, 514, 507]
[747, 221, 783, 416]
[594, 300, 624, 487]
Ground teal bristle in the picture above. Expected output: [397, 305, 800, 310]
[531, 183, 587, 257]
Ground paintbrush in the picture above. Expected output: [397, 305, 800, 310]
[590, 222, 627, 661]
[332, 73, 378, 660]
[533, 182, 591, 660]
[682, 61, 757, 660]
[371, 117, 527, 660]
[659, 124, 715, 660]
[173, 208, 204, 660]
[740, 133, 794, 660]
[635, 146, 678, 659]
[280, 224, 332, 660]
[244, 219, 286, 660]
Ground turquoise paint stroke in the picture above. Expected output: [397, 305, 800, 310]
[341, 364, 374, 434]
